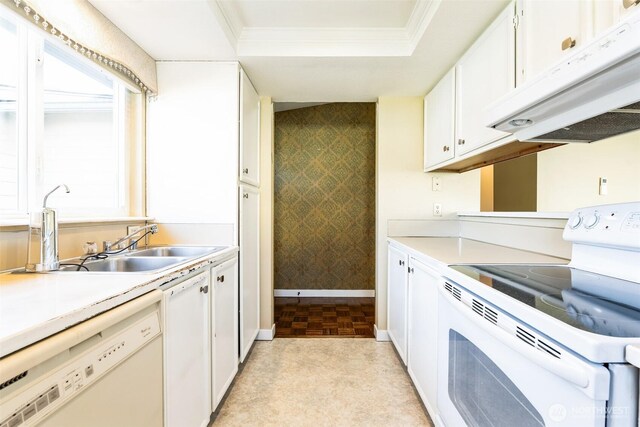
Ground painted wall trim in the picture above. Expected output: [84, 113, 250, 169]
[256, 324, 276, 341]
[274, 289, 375, 297]
[374, 325, 390, 342]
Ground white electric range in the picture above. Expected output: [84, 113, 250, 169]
[438, 202, 640, 427]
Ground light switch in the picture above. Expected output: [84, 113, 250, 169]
[432, 177, 441, 192]
[599, 177, 608, 195]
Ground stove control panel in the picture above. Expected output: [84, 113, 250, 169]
[563, 202, 640, 251]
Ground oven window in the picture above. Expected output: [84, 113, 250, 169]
[449, 330, 544, 427]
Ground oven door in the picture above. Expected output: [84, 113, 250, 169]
[437, 281, 611, 427]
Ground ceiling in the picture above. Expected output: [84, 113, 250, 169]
[89, 0, 509, 101]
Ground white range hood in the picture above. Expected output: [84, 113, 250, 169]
[486, 9, 640, 143]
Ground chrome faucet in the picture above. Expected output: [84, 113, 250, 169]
[103, 224, 158, 252]
[26, 184, 70, 272]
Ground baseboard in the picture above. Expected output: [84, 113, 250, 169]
[256, 324, 276, 341]
[374, 325, 390, 342]
[273, 289, 375, 297]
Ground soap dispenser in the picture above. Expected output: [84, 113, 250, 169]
[26, 184, 71, 272]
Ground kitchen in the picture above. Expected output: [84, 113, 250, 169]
[0, 0, 639, 426]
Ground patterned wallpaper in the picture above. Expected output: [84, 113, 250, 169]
[274, 103, 376, 290]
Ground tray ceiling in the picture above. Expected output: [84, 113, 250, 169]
[88, 0, 509, 101]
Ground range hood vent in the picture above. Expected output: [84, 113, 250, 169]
[486, 10, 640, 144]
[533, 101, 640, 143]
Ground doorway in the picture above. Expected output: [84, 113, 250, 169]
[272, 102, 376, 337]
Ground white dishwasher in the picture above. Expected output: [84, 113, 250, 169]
[0, 290, 163, 427]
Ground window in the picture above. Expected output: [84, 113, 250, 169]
[0, 7, 143, 220]
[0, 13, 22, 214]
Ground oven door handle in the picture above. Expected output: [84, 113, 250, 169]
[626, 345, 640, 368]
[439, 284, 609, 399]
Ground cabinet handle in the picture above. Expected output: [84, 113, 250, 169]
[200, 285, 209, 294]
[217, 275, 225, 283]
[243, 193, 249, 199]
[398, 260, 405, 266]
[243, 168, 249, 174]
[442, 145, 450, 152]
[408, 267, 414, 274]
[561, 37, 576, 51]
[457, 139, 465, 145]
[623, 0, 639, 8]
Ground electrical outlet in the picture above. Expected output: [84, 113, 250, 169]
[432, 176, 441, 192]
[433, 203, 442, 216]
[127, 225, 142, 235]
[599, 177, 608, 195]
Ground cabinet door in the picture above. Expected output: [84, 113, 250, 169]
[239, 184, 260, 362]
[424, 68, 455, 170]
[594, 0, 639, 35]
[517, 0, 594, 84]
[387, 245, 409, 365]
[164, 273, 211, 427]
[407, 258, 440, 420]
[239, 70, 260, 186]
[211, 256, 239, 410]
[147, 62, 239, 223]
[455, 2, 516, 155]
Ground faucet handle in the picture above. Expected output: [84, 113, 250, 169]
[103, 240, 113, 252]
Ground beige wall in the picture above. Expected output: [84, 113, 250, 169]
[493, 154, 537, 212]
[375, 97, 480, 332]
[480, 165, 494, 211]
[259, 97, 275, 331]
[537, 130, 640, 211]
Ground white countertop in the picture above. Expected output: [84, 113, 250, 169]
[388, 237, 568, 270]
[457, 212, 570, 219]
[0, 246, 238, 358]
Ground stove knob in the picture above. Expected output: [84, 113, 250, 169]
[569, 214, 583, 229]
[584, 213, 600, 229]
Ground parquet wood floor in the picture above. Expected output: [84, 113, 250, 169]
[274, 297, 375, 338]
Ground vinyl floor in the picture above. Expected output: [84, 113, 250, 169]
[211, 339, 433, 426]
[274, 297, 375, 338]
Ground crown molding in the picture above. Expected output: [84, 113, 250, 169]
[208, 0, 241, 49]
[406, 0, 442, 50]
[212, 0, 442, 57]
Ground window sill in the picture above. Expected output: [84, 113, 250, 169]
[0, 216, 153, 231]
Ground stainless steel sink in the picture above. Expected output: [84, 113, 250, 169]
[130, 246, 225, 258]
[51, 245, 227, 274]
[58, 256, 189, 273]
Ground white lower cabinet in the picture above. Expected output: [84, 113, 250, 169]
[407, 257, 441, 421]
[211, 255, 239, 411]
[387, 245, 409, 365]
[162, 272, 211, 427]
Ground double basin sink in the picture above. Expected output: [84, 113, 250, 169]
[58, 246, 225, 273]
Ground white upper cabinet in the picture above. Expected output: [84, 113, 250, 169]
[455, 1, 516, 156]
[594, 0, 640, 34]
[240, 70, 260, 187]
[424, 68, 455, 170]
[147, 62, 239, 223]
[516, 0, 594, 85]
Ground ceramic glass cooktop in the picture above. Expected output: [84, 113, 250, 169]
[450, 264, 640, 338]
